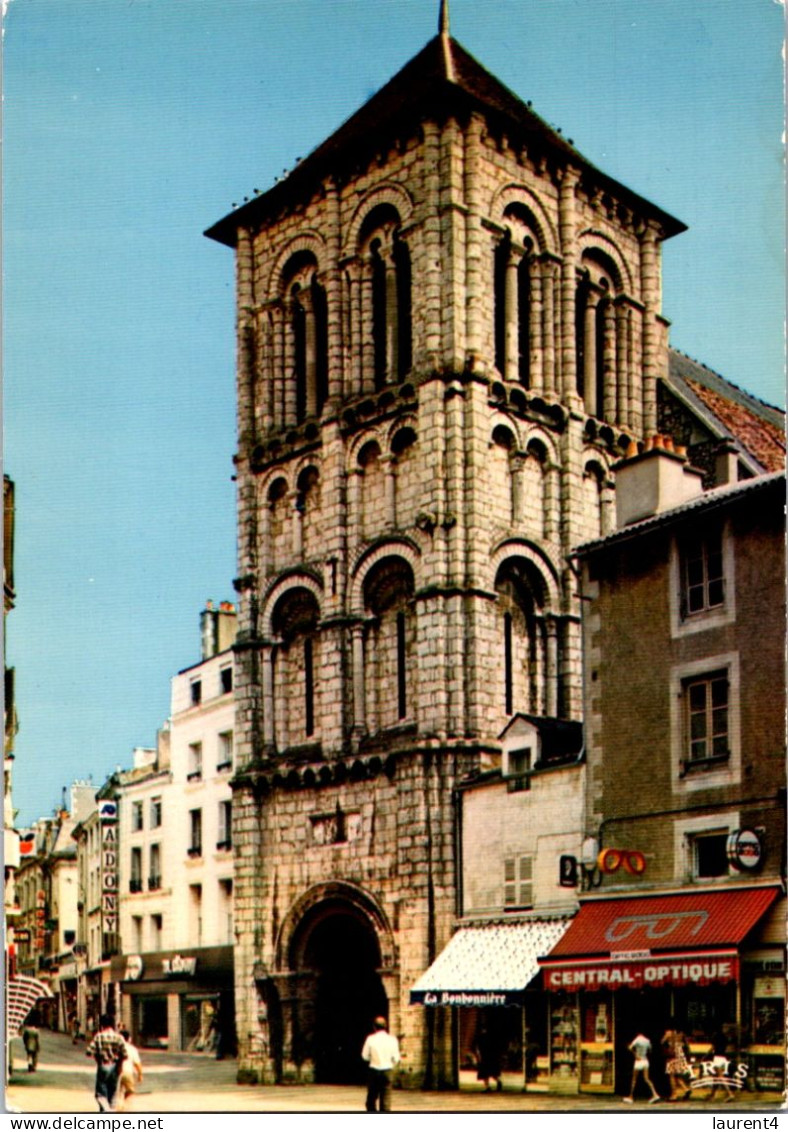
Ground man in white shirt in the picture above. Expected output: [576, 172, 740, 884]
[361, 1015, 401, 1112]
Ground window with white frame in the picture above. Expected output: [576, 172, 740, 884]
[130, 848, 143, 893]
[150, 796, 162, 829]
[674, 812, 737, 883]
[683, 670, 729, 772]
[190, 679, 202, 706]
[504, 855, 533, 909]
[188, 809, 202, 857]
[150, 913, 163, 951]
[220, 666, 233, 695]
[218, 879, 233, 944]
[217, 800, 232, 851]
[131, 801, 143, 832]
[217, 731, 233, 772]
[681, 529, 724, 618]
[691, 831, 730, 879]
[187, 742, 203, 781]
[148, 844, 161, 890]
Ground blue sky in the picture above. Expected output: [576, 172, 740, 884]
[4, 0, 784, 827]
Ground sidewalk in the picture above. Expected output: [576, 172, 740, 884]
[6, 1030, 784, 1114]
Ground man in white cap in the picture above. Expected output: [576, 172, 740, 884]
[361, 1015, 401, 1112]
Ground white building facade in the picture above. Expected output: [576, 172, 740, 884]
[112, 603, 237, 1053]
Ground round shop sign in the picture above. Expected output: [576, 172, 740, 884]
[726, 829, 762, 871]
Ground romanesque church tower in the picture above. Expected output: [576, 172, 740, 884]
[206, 3, 684, 1087]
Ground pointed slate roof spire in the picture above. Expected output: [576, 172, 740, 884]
[206, 16, 686, 247]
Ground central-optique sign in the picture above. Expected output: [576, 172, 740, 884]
[543, 955, 738, 990]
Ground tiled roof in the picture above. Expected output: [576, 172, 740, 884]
[207, 35, 685, 247]
[410, 918, 571, 997]
[667, 350, 785, 473]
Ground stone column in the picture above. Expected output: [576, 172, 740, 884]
[351, 623, 366, 741]
[558, 167, 580, 403]
[541, 259, 558, 397]
[583, 289, 599, 416]
[601, 298, 617, 423]
[346, 468, 362, 548]
[360, 256, 376, 393]
[510, 455, 525, 527]
[348, 263, 363, 396]
[615, 301, 630, 428]
[261, 644, 276, 753]
[271, 304, 285, 429]
[545, 617, 558, 718]
[528, 257, 543, 393]
[300, 289, 318, 418]
[381, 242, 399, 383]
[291, 491, 303, 556]
[283, 302, 297, 425]
[383, 455, 396, 529]
[639, 221, 661, 435]
[504, 247, 522, 382]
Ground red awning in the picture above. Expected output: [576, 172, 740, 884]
[539, 886, 781, 992]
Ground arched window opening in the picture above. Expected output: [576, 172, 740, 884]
[492, 424, 515, 452]
[494, 235, 509, 376]
[393, 237, 412, 379]
[271, 587, 321, 748]
[358, 441, 384, 538]
[371, 240, 387, 390]
[494, 207, 537, 384]
[518, 255, 531, 387]
[360, 205, 412, 389]
[282, 253, 328, 425]
[495, 557, 549, 718]
[595, 296, 609, 420]
[582, 462, 605, 541]
[304, 637, 315, 737]
[396, 611, 407, 720]
[363, 557, 415, 731]
[576, 251, 621, 421]
[296, 465, 321, 556]
[504, 611, 513, 715]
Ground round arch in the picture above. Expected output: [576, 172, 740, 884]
[576, 230, 633, 294]
[260, 571, 324, 638]
[349, 539, 421, 616]
[343, 183, 414, 258]
[490, 183, 557, 252]
[266, 231, 327, 300]
[489, 539, 561, 611]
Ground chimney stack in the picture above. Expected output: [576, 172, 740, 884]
[614, 435, 704, 527]
[200, 600, 237, 660]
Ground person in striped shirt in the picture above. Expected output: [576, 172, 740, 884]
[86, 1014, 128, 1112]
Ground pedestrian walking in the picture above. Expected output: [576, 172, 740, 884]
[85, 1014, 127, 1112]
[116, 1028, 143, 1111]
[361, 1015, 401, 1113]
[661, 1022, 690, 1101]
[622, 1031, 661, 1104]
[473, 1020, 503, 1092]
[22, 1020, 40, 1072]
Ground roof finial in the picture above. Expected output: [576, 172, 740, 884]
[439, 0, 450, 36]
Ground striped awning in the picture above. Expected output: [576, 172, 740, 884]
[7, 975, 52, 1036]
[410, 919, 571, 1007]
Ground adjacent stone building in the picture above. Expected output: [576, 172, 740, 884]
[540, 453, 786, 1097]
[205, 6, 784, 1087]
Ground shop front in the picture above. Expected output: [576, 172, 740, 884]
[410, 918, 571, 1091]
[110, 946, 235, 1055]
[539, 885, 784, 1098]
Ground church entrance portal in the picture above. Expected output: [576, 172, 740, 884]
[297, 902, 388, 1084]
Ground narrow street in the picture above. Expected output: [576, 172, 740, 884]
[5, 1030, 782, 1114]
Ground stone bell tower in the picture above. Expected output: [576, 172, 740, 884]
[205, 0, 684, 1087]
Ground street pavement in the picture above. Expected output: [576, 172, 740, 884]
[5, 1030, 783, 1114]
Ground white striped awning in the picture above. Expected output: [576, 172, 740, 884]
[410, 919, 571, 1007]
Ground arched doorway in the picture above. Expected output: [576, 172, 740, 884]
[292, 899, 389, 1084]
